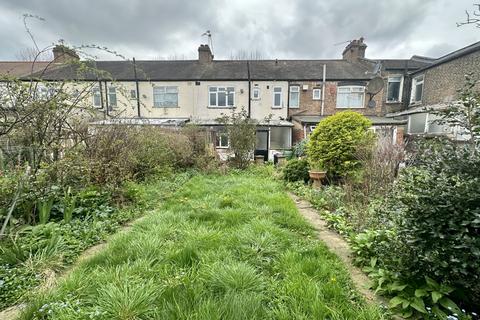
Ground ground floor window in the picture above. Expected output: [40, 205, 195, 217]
[270, 127, 291, 149]
[215, 131, 229, 148]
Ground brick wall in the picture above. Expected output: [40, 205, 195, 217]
[288, 81, 385, 117]
[416, 50, 480, 106]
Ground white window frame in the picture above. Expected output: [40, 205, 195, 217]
[273, 86, 283, 109]
[252, 87, 260, 100]
[108, 86, 117, 108]
[410, 75, 424, 104]
[312, 88, 322, 100]
[215, 131, 229, 148]
[289, 86, 300, 108]
[92, 86, 101, 108]
[336, 85, 365, 108]
[386, 75, 403, 103]
[153, 86, 178, 108]
[209, 86, 235, 108]
[309, 125, 317, 132]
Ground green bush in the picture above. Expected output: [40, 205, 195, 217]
[282, 159, 309, 182]
[376, 143, 480, 311]
[306, 111, 373, 179]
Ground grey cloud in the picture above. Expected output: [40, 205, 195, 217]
[0, 0, 477, 61]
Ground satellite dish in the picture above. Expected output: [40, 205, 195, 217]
[366, 77, 384, 95]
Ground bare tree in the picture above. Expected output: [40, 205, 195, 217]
[457, 3, 480, 28]
[15, 47, 53, 61]
[229, 49, 264, 60]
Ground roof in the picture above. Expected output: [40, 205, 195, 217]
[362, 56, 434, 71]
[0, 61, 57, 77]
[411, 41, 480, 74]
[386, 103, 450, 117]
[249, 60, 373, 80]
[292, 115, 407, 125]
[25, 59, 376, 82]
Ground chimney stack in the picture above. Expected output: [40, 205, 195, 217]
[198, 44, 213, 63]
[342, 37, 367, 62]
[52, 45, 80, 63]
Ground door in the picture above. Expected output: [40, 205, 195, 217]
[255, 130, 269, 161]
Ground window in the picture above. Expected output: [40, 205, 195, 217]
[387, 76, 403, 102]
[407, 113, 427, 134]
[108, 87, 117, 107]
[309, 125, 317, 132]
[289, 86, 300, 108]
[336, 86, 365, 108]
[270, 127, 291, 149]
[92, 86, 101, 107]
[130, 89, 137, 99]
[153, 86, 178, 107]
[215, 132, 229, 148]
[273, 87, 283, 108]
[252, 87, 260, 100]
[410, 75, 424, 104]
[312, 88, 321, 100]
[209, 86, 234, 107]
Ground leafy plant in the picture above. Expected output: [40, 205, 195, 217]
[282, 158, 310, 182]
[61, 188, 76, 223]
[306, 111, 373, 179]
[37, 197, 54, 225]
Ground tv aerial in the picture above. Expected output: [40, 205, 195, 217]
[201, 30, 214, 56]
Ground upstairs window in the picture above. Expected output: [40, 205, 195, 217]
[387, 76, 403, 102]
[252, 87, 260, 100]
[289, 86, 300, 108]
[108, 87, 117, 107]
[410, 75, 424, 104]
[153, 86, 178, 107]
[312, 88, 321, 100]
[92, 86, 101, 107]
[209, 86, 234, 107]
[273, 87, 283, 108]
[130, 89, 137, 99]
[336, 86, 365, 108]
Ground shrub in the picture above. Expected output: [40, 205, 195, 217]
[306, 111, 373, 179]
[217, 108, 257, 169]
[377, 143, 480, 310]
[282, 159, 309, 182]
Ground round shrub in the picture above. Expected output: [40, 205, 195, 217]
[282, 159, 309, 182]
[306, 111, 372, 178]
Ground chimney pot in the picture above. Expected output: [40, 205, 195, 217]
[52, 45, 79, 63]
[342, 37, 367, 62]
[198, 44, 213, 63]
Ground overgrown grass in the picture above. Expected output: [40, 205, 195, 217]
[20, 168, 386, 319]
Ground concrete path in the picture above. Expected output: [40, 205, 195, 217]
[288, 192, 385, 306]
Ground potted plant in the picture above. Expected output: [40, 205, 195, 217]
[308, 161, 327, 188]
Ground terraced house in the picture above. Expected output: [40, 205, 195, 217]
[1, 39, 479, 160]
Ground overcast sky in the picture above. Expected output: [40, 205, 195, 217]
[0, 0, 478, 61]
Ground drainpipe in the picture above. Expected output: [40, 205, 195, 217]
[104, 80, 109, 117]
[321, 64, 326, 116]
[133, 58, 141, 118]
[303, 123, 307, 140]
[247, 61, 251, 118]
[98, 80, 105, 119]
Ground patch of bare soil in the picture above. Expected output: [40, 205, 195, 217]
[288, 192, 386, 305]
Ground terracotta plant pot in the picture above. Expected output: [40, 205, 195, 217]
[309, 170, 327, 188]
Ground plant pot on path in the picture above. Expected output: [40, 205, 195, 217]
[309, 170, 327, 188]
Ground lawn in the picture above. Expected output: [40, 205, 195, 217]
[20, 169, 385, 320]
